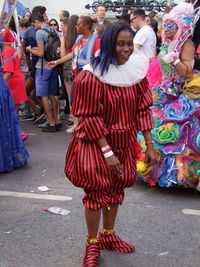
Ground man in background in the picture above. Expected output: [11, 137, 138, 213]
[130, 9, 156, 59]
[26, 12, 59, 132]
[59, 10, 70, 23]
[94, 4, 111, 27]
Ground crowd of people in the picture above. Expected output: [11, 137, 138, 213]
[0, 1, 200, 266]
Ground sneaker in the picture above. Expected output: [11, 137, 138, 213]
[32, 110, 45, 124]
[55, 123, 63, 131]
[59, 112, 67, 120]
[82, 242, 100, 267]
[20, 114, 34, 121]
[19, 110, 25, 117]
[66, 124, 77, 134]
[99, 231, 134, 253]
[66, 117, 74, 126]
[41, 125, 56, 133]
[38, 120, 48, 128]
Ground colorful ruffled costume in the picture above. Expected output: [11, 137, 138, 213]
[137, 3, 200, 190]
[137, 43, 200, 190]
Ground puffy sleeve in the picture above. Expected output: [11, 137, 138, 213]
[72, 71, 109, 141]
[135, 77, 154, 131]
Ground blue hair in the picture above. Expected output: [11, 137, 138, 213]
[91, 22, 134, 75]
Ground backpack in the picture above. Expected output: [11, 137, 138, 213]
[42, 28, 61, 62]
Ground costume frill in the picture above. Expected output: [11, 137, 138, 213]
[137, 44, 200, 190]
[0, 65, 29, 172]
[65, 54, 154, 210]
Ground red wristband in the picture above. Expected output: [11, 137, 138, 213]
[101, 145, 110, 152]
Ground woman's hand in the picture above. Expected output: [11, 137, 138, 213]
[145, 144, 157, 166]
[172, 55, 179, 63]
[46, 61, 57, 69]
[96, 138, 122, 174]
[105, 154, 123, 174]
[26, 45, 31, 53]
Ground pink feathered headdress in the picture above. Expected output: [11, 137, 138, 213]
[162, 3, 194, 63]
[162, 3, 194, 44]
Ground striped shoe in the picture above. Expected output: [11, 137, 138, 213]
[82, 242, 100, 267]
[99, 232, 134, 253]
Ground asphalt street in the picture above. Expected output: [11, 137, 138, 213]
[0, 120, 200, 267]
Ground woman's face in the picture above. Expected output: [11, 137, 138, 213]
[115, 30, 134, 65]
[145, 16, 151, 26]
[163, 20, 178, 40]
[60, 21, 68, 34]
[24, 11, 31, 20]
[76, 18, 86, 34]
[49, 20, 58, 31]
[153, 14, 159, 22]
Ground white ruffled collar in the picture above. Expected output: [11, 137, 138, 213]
[83, 53, 149, 87]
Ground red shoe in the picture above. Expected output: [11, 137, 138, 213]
[82, 242, 100, 267]
[99, 231, 134, 253]
[21, 129, 28, 141]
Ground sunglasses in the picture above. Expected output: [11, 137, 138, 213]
[163, 22, 178, 32]
[50, 23, 57, 26]
[130, 16, 138, 22]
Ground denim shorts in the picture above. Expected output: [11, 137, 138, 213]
[35, 68, 58, 97]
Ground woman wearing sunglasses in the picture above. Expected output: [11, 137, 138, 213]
[137, 3, 200, 190]
[49, 19, 59, 31]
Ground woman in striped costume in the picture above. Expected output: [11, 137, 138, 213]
[65, 22, 156, 267]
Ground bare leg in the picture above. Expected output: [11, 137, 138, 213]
[26, 78, 40, 114]
[102, 204, 118, 230]
[15, 103, 20, 112]
[85, 208, 101, 239]
[66, 81, 78, 126]
[65, 81, 78, 125]
[73, 115, 78, 125]
[32, 87, 43, 107]
[42, 96, 55, 126]
[49, 95, 58, 125]
[65, 81, 72, 101]
[55, 95, 60, 116]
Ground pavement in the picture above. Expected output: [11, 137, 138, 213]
[0, 120, 200, 267]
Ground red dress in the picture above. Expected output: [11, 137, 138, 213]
[2, 46, 27, 104]
[65, 71, 154, 210]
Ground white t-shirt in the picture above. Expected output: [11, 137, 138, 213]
[133, 25, 156, 59]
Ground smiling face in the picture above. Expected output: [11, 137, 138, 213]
[49, 20, 58, 30]
[163, 20, 178, 40]
[115, 30, 134, 65]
